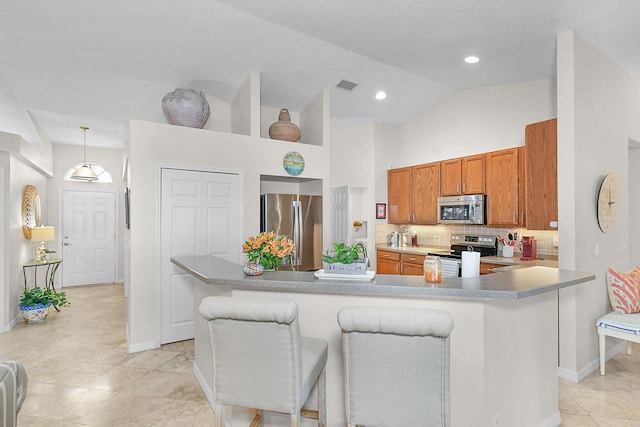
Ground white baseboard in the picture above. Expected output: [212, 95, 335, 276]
[126, 322, 160, 353]
[1, 313, 22, 333]
[558, 341, 627, 382]
[193, 363, 215, 408]
[540, 410, 562, 427]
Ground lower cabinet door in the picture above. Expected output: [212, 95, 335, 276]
[401, 262, 424, 276]
[378, 259, 400, 274]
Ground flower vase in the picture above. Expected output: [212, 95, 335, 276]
[161, 87, 210, 129]
[243, 262, 264, 276]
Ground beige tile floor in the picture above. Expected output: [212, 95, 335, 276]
[0, 283, 214, 426]
[2, 283, 640, 426]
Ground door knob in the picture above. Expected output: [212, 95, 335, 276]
[63, 242, 70, 246]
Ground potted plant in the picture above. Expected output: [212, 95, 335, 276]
[322, 242, 368, 275]
[19, 287, 70, 323]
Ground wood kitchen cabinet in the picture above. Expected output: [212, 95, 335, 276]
[440, 159, 462, 196]
[377, 250, 425, 276]
[525, 118, 558, 230]
[440, 155, 485, 196]
[387, 167, 412, 224]
[388, 162, 440, 225]
[377, 250, 400, 274]
[480, 262, 504, 275]
[412, 162, 440, 224]
[486, 148, 520, 226]
[400, 253, 425, 276]
[518, 146, 526, 226]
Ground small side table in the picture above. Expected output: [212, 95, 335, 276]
[23, 258, 63, 293]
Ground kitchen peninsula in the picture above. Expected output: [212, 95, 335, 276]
[172, 255, 594, 427]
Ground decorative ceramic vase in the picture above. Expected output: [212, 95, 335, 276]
[269, 109, 301, 142]
[161, 87, 210, 129]
[20, 303, 51, 323]
[243, 262, 264, 276]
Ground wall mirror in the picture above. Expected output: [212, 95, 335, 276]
[22, 184, 42, 239]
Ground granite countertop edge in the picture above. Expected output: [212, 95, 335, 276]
[171, 255, 594, 300]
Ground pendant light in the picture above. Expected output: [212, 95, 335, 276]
[70, 126, 98, 181]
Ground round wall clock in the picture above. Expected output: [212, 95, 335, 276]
[283, 151, 305, 176]
[597, 172, 621, 233]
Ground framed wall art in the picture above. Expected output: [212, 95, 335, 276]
[376, 203, 386, 219]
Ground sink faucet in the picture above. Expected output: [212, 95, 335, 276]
[353, 242, 369, 267]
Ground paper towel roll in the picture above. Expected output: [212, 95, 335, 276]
[461, 251, 480, 278]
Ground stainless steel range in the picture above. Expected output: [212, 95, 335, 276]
[428, 234, 498, 277]
[449, 234, 498, 257]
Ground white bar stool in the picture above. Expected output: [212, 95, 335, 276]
[199, 297, 327, 427]
[338, 306, 454, 427]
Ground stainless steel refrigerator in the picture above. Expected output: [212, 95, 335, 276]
[260, 194, 323, 271]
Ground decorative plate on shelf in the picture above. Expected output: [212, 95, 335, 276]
[283, 151, 305, 176]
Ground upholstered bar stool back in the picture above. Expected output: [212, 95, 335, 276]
[0, 361, 28, 427]
[337, 306, 454, 427]
[199, 297, 328, 427]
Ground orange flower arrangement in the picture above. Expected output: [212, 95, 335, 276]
[243, 231, 295, 270]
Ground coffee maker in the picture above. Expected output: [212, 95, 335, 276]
[520, 236, 537, 261]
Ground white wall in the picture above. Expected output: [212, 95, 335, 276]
[557, 31, 640, 378]
[49, 143, 125, 283]
[126, 120, 331, 351]
[330, 124, 377, 260]
[630, 146, 640, 266]
[0, 131, 52, 331]
[395, 79, 557, 167]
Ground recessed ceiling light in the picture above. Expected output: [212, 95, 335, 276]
[375, 91, 387, 100]
[464, 56, 480, 64]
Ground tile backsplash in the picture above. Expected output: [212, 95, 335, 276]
[376, 224, 558, 258]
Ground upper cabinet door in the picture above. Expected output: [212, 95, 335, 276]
[387, 167, 412, 224]
[412, 162, 440, 224]
[461, 154, 485, 194]
[486, 148, 520, 226]
[440, 159, 462, 196]
[525, 118, 558, 230]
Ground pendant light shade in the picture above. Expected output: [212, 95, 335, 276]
[70, 126, 98, 181]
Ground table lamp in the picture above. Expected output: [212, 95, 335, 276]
[31, 226, 55, 262]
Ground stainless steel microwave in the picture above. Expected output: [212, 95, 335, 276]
[437, 194, 485, 225]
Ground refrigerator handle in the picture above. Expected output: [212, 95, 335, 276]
[297, 202, 303, 266]
[292, 201, 302, 266]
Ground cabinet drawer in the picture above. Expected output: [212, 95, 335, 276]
[400, 253, 426, 265]
[377, 250, 400, 261]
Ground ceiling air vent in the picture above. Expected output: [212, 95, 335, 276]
[336, 80, 358, 91]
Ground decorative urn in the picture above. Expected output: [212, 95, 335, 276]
[269, 109, 301, 142]
[161, 87, 210, 129]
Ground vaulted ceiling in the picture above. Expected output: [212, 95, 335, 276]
[1, 0, 638, 149]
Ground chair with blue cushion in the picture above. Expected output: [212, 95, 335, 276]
[597, 312, 640, 375]
[199, 297, 327, 427]
[337, 306, 454, 427]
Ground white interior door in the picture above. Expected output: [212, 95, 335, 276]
[62, 191, 116, 286]
[160, 168, 240, 344]
[330, 185, 349, 244]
